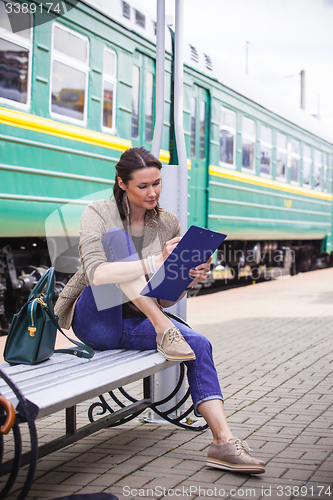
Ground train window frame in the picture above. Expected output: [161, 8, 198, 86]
[131, 64, 140, 139]
[145, 70, 154, 143]
[219, 106, 236, 169]
[190, 96, 196, 158]
[260, 124, 273, 178]
[241, 116, 256, 173]
[328, 155, 333, 193]
[276, 132, 287, 182]
[313, 149, 322, 191]
[323, 154, 328, 193]
[0, 1, 33, 110]
[101, 47, 117, 134]
[290, 139, 300, 186]
[49, 22, 90, 126]
[199, 99, 206, 160]
[302, 144, 312, 189]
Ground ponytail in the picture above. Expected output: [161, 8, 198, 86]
[113, 174, 126, 219]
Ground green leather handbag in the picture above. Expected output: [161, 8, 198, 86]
[4, 267, 94, 365]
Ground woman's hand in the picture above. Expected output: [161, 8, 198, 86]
[188, 255, 213, 286]
[155, 237, 181, 268]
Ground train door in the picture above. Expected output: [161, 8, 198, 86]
[131, 52, 155, 150]
[188, 85, 209, 228]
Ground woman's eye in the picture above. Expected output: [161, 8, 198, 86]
[153, 181, 161, 186]
[138, 186, 146, 189]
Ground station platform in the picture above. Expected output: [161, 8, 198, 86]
[1, 268, 333, 500]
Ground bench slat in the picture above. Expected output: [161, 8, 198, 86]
[0, 350, 178, 419]
[2, 351, 158, 401]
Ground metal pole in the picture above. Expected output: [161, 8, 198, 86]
[151, 0, 165, 158]
[300, 70, 305, 110]
[173, 0, 187, 320]
[146, 0, 188, 424]
[174, 0, 187, 223]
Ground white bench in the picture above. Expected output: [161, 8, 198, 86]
[0, 348, 206, 500]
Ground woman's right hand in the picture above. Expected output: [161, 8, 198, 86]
[155, 236, 181, 268]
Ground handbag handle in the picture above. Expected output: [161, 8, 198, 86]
[28, 268, 52, 301]
[43, 267, 55, 305]
[28, 268, 55, 306]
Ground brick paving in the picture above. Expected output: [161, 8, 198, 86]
[1, 268, 333, 500]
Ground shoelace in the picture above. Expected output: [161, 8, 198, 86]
[228, 437, 253, 454]
[161, 327, 184, 345]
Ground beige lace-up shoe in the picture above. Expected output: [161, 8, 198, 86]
[156, 327, 196, 361]
[206, 437, 265, 474]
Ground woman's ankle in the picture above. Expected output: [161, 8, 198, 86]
[212, 432, 234, 446]
[154, 320, 174, 335]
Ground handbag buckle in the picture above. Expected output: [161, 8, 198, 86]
[37, 297, 47, 307]
[28, 327, 36, 337]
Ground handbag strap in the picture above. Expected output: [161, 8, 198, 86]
[44, 308, 94, 359]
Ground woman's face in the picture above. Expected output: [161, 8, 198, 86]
[118, 167, 161, 213]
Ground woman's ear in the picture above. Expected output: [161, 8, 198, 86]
[117, 177, 126, 191]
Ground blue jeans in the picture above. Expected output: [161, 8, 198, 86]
[73, 228, 223, 414]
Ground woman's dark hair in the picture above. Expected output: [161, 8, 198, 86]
[113, 147, 162, 220]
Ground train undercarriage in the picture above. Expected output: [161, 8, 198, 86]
[0, 237, 332, 334]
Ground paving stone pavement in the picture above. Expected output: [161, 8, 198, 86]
[1, 269, 333, 500]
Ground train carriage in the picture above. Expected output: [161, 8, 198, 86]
[0, 0, 332, 329]
[182, 42, 333, 276]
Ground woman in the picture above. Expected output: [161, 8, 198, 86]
[55, 147, 265, 474]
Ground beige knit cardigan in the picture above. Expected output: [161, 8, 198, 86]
[54, 195, 180, 328]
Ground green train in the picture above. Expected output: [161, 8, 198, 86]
[0, 0, 332, 328]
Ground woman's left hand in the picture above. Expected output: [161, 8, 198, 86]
[189, 256, 213, 286]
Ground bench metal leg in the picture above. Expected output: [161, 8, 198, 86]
[88, 376, 152, 427]
[88, 364, 208, 432]
[66, 406, 76, 435]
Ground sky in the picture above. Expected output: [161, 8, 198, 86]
[144, 0, 333, 139]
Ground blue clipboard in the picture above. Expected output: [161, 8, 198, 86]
[140, 225, 227, 301]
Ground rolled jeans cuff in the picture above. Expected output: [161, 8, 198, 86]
[194, 395, 224, 417]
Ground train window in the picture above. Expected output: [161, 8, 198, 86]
[276, 133, 287, 181]
[302, 144, 312, 188]
[0, 0, 32, 107]
[291, 140, 300, 184]
[145, 71, 154, 142]
[102, 49, 117, 131]
[190, 96, 196, 158]
[242, 117, 256, 171]
[260, 125, 272, 176]
[131, 65, 140, 138]
[199, 100, 206, 159]
[314, 150, 322, 190]
[53, 25, 87, 63]
[219, 107, 236, 167]
[50, 23, 89, 123]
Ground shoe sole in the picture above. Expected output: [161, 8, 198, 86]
[157, 345, 196, 361]
[206, 457, 265, 474]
